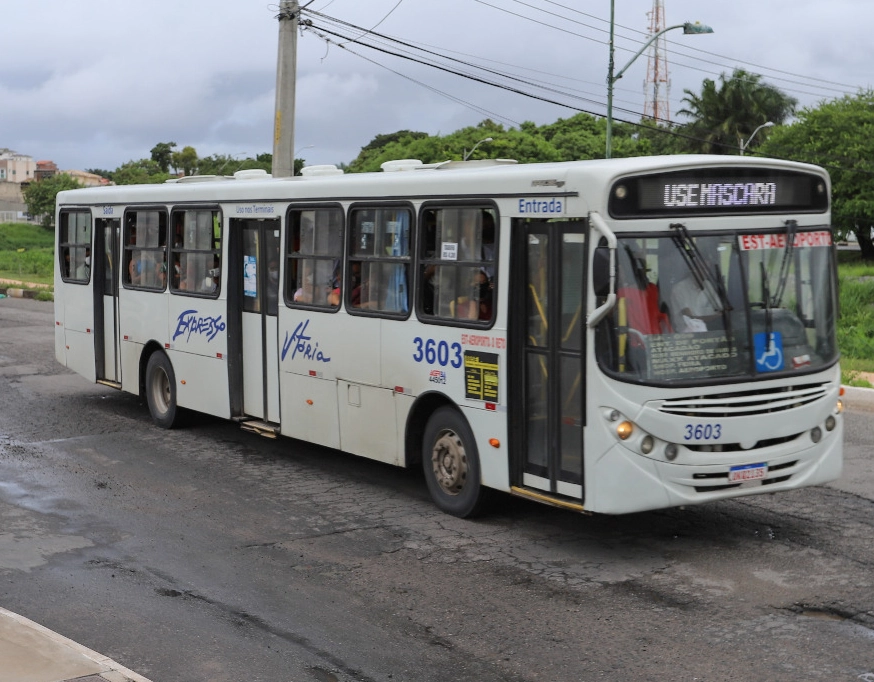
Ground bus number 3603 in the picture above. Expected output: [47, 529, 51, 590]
[412, 337, 463, 368]
[684, 424, 722, 441]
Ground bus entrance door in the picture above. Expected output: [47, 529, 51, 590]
[512, 219, 586, 504]
[235, 219, 281, 425]
[94, 217, 121, 385]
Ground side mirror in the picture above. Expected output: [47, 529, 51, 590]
[592, 246, 610, 297]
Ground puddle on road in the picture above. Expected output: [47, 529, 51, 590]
[0, 482, 93, 572]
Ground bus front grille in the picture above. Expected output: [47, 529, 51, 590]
[657, 382, 830, 418]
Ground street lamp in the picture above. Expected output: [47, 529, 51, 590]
[293, 145, 314, 175]
[463, 137, 493, 161]
[606, 2, 713, 159]
[740, 121, 774, 155]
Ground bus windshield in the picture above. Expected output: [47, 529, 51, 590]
[596, 227, 838, 384]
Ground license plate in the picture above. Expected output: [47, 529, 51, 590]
[728, 463, 767, 483]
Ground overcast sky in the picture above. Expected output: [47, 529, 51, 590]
[1, 0, 870, 172]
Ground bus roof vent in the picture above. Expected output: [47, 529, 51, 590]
[299, 165, 344, 177]
[381, 159, 424, 172]
[233, 169, 272, 181]
[167, 174, 232, 183]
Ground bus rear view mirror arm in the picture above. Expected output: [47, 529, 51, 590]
[588, 212, 617, 328]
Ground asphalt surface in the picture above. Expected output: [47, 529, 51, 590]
[1, 295, 874, 681]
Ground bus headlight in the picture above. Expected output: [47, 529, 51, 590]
[825, 415, 836, 432]
[835, 400, 844, 414]
[616, 421, 633, 440]
[664, 443, 679, 461]
[811, 426, 822, 443]
[640, 435, 654, 454]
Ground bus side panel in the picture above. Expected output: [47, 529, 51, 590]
[64, 330, 97, 382]
[53, 268, 66, 367]
[166, 296, 230, 418]
[119, 290, 169, 394]
[337, 380, 399, 465]
[461, 406, 511, 492]
[170, 352, 231, 419]
[62, 280, 96, 381]
[280, 373, 340, 449]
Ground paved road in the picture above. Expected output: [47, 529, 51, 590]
[1, 296, 873, 681]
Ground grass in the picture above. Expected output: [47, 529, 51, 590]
[0, 222, 54, 284]
[1, 222, 874, 384]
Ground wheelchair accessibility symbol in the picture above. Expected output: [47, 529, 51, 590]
[754, 331, 784, 372]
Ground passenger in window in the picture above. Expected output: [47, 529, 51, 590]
[156, 262, 167, 289]
[293, 272, 314, 303]
[74, 247, 91, 280]
[128, 253, 143, 285]
[201, 256, 220, 293]
[172, 255, 182, 289]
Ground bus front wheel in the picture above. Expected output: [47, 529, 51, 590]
[145, 352, 179, 429]
[422, 407, 486, 518]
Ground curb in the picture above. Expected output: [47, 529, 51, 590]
[0, 607, 153, 682]
[0, 287, 49, 300]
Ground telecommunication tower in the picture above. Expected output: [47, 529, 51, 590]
[643, 0, 670, 123]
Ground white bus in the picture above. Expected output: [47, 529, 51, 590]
[54, 155, 843, 517]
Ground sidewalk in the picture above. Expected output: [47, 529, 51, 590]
[0, 608, 152, 682]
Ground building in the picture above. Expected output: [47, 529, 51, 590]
[0, 149, 36, 183]
[34, 160, 58, 181]
[64, 169, 111, 187]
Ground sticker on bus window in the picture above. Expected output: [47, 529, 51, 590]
[441, 242, 458, 260]
[754, 331, 784, 373]
[243, 256, 257, 297]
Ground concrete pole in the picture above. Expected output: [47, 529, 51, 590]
[272, 0, 299, 178]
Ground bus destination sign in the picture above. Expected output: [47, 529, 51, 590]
[609, 168, 828, 218]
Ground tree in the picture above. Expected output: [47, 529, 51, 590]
[112, 159, 170, 185]
[759, 90, 874, 259]
[22, 173, 82, 228]
[171, 145, 199, 176]
[677, 69, 797, 154]
[150, 142, 177, 173]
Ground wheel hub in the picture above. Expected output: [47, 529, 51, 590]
[431, 429, 468, 495]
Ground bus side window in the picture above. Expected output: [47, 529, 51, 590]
[170, 210, 222, 297]
[347, 206, 411, 316]
[286, 206, 344, 310]
[58, 210, 92, 284]
[124, 210, 168, 291]
[418, 206, 496, 324]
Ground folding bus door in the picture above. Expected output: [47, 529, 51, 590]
[230, 218, 281, 424]
[93, 217, 121, 385]
[510, 219, 587, 502]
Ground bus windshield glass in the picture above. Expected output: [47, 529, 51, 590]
[596, 227, 838, 384]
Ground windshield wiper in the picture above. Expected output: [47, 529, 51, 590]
[772, 220, 797, 308]
[669, 223, 732, 314]
[761, 261, 773, 343]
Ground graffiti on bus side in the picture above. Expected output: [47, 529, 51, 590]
[281, 319, 331, 363]
[172, 309, 226, 343]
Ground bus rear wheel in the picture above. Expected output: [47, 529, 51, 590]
[145, 352, 179, 429]
[422, 406, 485, 518]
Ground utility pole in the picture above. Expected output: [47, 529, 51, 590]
[272, 0, 299, 178]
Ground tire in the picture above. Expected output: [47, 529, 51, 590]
[422, 406, 486, 518]
[145, 352, 180, 429]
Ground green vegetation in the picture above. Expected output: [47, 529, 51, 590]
[0, 222, 54, 284]
[760, 90, 874, 259]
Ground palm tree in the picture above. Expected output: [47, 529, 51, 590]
[677, 69, 797, 154]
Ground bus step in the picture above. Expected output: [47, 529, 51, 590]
[509, 486, 590, 514]
[239, 420, 280, 439]
[96, 379, 122, 390]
